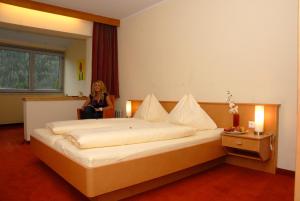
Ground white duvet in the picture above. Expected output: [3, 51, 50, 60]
[47, 118, 137, 135]
[65, 124, 195, 149]
[46, 118, 197, 149]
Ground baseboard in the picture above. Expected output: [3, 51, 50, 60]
[0, 123, 24, 128]
[276, 168, 295, 177]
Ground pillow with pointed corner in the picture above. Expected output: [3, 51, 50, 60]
[168, 94, 217, 130]
[133, 94, 152, 119]
[134, 94, 168, 122]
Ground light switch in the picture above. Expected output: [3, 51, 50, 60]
[248, 121, 255, 128]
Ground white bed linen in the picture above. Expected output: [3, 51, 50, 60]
[33, 128, 63, 145]
[32, 128, 223, 168]
[47, 118, 137, 135]
[66, 123, 195, 149]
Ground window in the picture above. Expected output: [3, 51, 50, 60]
[0, 45, 64, 92]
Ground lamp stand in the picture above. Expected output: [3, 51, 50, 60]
[254, 131, 263, 135]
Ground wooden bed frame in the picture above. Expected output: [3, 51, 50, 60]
[31, 100, 279, 201]
[131, 101, 280, 174]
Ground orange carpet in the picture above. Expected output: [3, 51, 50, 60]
[0, 124, 294, 201]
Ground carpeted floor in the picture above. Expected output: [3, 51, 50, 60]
[0, 125, 294, 201]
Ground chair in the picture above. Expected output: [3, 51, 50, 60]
[77, 95, 115, 119]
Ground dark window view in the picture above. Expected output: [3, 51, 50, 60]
[0, 49, 29, 89]
[34, 54, 61, 90]
[0, 45, 64, 92]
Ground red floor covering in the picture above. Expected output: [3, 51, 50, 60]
[0, 125, 294, 201]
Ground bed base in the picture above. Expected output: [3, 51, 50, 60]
[91, 157, 225, 201]
[31, 136, 225, 200]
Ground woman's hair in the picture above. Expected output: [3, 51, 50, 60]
[91, 80, 107, 99]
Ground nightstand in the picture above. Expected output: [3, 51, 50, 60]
[221, 132, 273, 161]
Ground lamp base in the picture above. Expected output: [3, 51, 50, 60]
[254, 131, 263, 135]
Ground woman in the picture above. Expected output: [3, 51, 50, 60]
[81, 80, 113, 119]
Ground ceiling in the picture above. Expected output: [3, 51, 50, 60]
[33, 0, 164, 19]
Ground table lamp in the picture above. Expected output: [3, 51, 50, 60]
[254, 105, 264, 135]
[126, 101, 132, 118]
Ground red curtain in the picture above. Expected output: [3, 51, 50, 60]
[92, 22, 119, 97]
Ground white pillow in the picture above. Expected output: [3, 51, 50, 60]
[147, 94, 168, 121]
[133, 94, 151, 119]
[168, 94, 217, 130]
[134, 94, 168, 122]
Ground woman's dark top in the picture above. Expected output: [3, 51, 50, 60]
[83, 93, 108, 119]
[89, 93, 108, 109]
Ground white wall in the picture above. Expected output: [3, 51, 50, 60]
[0, 3, 94, 95]
[0, 27, 91, 96]
[65, 39, 89, 96]
[0, 27, 72, 51]
[118, 0, 298, 170]
[0, 3, 92, 38]
[64, 37, 93, 96]
[85, 38, 93, 95]
[0, 3, 93, 123]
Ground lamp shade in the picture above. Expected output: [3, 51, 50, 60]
[126, 101, 132, 117]
[254, 105, 264, 133]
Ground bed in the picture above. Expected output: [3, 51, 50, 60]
[30, 100, 279, 201]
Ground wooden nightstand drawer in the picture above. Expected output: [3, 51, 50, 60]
[222, 136, 260, 152]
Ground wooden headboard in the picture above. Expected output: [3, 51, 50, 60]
[131, 100, 279, 134]
[131, 100, 280, 173]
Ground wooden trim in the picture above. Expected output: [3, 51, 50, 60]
[131, 100, 279, 174]
[131, 101, 280, 133]
[276, 168, 295, 177]
[0, 0, 120, 26]
[227, 152, 261, 160]
[22, 96, 87, 101]
[31, 136, 225, 198]
[130, 100, 281, 107]
[222, 132, 273, 140]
